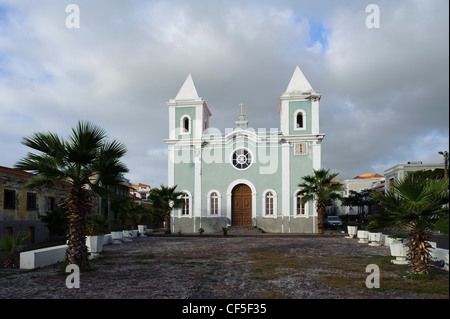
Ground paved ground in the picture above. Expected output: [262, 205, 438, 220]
[1, 233, 448, 301]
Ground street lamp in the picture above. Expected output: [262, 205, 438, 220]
[438, 151, 448, 179]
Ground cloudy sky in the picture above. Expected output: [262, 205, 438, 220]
[0, 0, 448, 186]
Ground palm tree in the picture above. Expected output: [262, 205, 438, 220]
[370, 175, 449, 274]
[343, 189, 377, 225]
[297, 169, 344, 234]
[116, 198, 151, 230]
[15, 121, 128, 268]
[147, 185, 185, 234]
[1, 232, 30, 268]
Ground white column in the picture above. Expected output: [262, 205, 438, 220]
[279, 99, 290, 135]
[311, 98, 320, 135]
[194, 144, 202, 233]
[281, 142, 290, 233]
[195, 106, 203, 139]
[312, 140, 321, 171]
[168, 145, 175, 187]
[168, 105, 175, 139]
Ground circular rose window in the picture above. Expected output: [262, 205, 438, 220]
[232, 149, 252, 170]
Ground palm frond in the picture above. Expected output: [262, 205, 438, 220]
[66, 121, 107, 165]
[21, 131, 65, 157]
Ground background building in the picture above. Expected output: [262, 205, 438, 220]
[326, 174, 385, 217]
[384, 162, 445, 192]
[130, 183, 151, 201]
[0, 166, 72, 244]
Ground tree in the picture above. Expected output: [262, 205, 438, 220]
[370, 175, 449, 274]
[342, 190, 366, 223]
[147, 185, 185, 234]
[297, 169, 344, 234]
[0, 232, 30, 268]
[116, 198, 152, 230]
[39, 207, 68, 238]
[15, 121, 128, 268]
[343, 189, 377, 224]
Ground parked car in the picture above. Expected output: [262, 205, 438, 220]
[324, 216, 342, 226]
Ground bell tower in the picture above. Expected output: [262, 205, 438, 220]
[166, 74, 212, 140]
[278, 66, 321, 136]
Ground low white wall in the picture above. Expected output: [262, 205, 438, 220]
[20, 234, 113, 270]
[20, 245, 67, 270]
[103, 234, 112, 245]
[430, 247, 449, 271]
[357, 231, 448, 271]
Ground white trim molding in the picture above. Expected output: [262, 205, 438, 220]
[178, 190, 192, 218]
[261, 189, 278, 218]
[293, 109, 307, 131]
[293, 189, 309, 218]
[207, 189, 222, 217]
[180, 115, 192, 135]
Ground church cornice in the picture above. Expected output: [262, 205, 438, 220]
[164, 133, 325, 147]
[279, 92, 321, 101]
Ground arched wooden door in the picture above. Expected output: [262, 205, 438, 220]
[231, 184, 252, 226]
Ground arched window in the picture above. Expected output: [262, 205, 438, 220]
[265, 191, 274, 216]
[294, 110, 306, 130]
[296, 193, 306, 216]
[182, 117, 190, 133]
[210, 192, 219, 215]
[182, 192, 190, 216]
[296, 113, 303, 128]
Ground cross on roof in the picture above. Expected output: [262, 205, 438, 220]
[239, 102, 244, 118]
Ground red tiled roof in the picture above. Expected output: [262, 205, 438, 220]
[0, 166, 72, 187]
[0, 166, 36, 177]
[354, 173, 384, 179]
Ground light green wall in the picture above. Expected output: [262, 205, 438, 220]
[200, 137, 283, 218]
[175, 107, 196, 139]
[173, 156, 195, 217]
[289, 101, 312, 135]
[173, 137, 315, 218]
[289, 141, 314, 216]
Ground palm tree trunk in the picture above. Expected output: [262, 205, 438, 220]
[164, 208, 171, 234]
[406, 231, 432, 274]
[4, 256, 16, 268]
[107, 197, 111, 233]
[317, 200, 325, 234]
[66, 188, 89, 268]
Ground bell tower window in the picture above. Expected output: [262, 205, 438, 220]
[296, 113, 303, 128]
[180, 115, 191, 134]
[294, 110, 306, 130]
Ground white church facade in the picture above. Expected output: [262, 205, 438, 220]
[164, 66, 324, 233]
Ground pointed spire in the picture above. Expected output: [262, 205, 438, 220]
[175, 74, 199, 100]
[285, 66, 314, 93]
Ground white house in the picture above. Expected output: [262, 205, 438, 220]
[326, 174, 385, 217]
[130, 183, 151, 200]
[384, 162, 445, 192]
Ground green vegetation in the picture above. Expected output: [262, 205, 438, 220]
[15, 121, 128, 268]
[148, 185, 185, 234]
[0, 232, 30, 268]
[297, 169, 344, 234]
[370, 175, 448, 274]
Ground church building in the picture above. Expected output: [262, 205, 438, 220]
[164, 66, 324, 233]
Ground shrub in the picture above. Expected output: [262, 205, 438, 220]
[39, 208, 68, 237]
